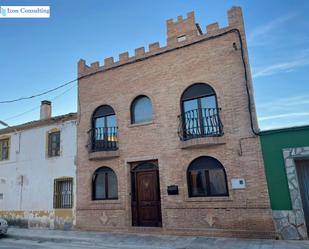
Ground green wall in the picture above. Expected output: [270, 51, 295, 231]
[260, 125, 309, 210]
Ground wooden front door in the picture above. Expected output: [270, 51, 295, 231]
[131, 161, 162, 227]
[296, 159, 309, 237]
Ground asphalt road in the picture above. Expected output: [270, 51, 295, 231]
[1, 237, 143, 249]
[2, 234, 309, 249]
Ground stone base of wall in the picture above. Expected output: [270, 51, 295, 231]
[76, 208, 276, 239]
[0, 210, 74, 230]
[76, 225, 276, 239]
[275, 146, 309, 240]
[273, 210, 307, 240]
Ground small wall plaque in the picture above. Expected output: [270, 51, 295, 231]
[231, 178, 246, 189]
[167, 185, 179, 195]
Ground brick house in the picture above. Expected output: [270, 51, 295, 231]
[76, 7, 275, 238]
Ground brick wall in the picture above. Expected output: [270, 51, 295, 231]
[76, 6, 275, 238]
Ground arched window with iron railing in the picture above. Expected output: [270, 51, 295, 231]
[90, 105, 118, 151]
[178, 83, 223, 140]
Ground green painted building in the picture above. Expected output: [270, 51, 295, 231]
[260, 125, 309, 239]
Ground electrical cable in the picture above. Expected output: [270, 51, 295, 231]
[0, 79, 77, 104]
[231, 29, 260, 136]
[3, 84, 76, 121]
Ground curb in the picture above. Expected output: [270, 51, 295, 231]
[5, 233, 177, 249]
[6, 233, 93, 244]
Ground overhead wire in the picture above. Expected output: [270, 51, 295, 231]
[0, 79, 77, 104]
[3, 84, 77, 122]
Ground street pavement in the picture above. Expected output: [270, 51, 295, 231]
[1, 228, 309, 249]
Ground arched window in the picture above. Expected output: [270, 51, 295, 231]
[91, 105, 117, 151]
[131, 95, 153, 124]
[92, 167, 118, 200]
[187, 156, 228, 197]
[180, 83, 222, 140]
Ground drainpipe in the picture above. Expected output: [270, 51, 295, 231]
[19, 175, 24, 210]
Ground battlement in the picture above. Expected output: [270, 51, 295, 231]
[166, 11, 201, 46]
[78, 6, 244, 76]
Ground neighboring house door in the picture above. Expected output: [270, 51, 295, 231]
[131, 161, 162, 227]
[295, 159, 309, 237]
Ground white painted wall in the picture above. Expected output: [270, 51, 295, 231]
[0, 120, 76, 212]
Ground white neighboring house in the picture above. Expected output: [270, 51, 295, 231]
[0, 101, 77, 229]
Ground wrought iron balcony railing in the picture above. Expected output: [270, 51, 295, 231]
[88, 127, 118, 152]
[178, 108, 223, 141]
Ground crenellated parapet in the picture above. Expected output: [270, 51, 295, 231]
[78, 6, 245, 77]
[166, 11, 201, 46]
[77, 40, 165, 77]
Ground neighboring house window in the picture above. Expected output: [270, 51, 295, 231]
[53, 178, 73, 209]
[92, 167, 118, 200]
[180, 83, 222, 140]
[91, 105, 117, 151]
[48, 131, 60, 157]
[131, 95, 153, 124]
[187, 156, 228, 197]
[0, 138, 9, 161]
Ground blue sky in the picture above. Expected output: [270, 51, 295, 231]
[0, 0, 308, 130]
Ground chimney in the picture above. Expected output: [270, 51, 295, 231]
[40, 100, 52, 120]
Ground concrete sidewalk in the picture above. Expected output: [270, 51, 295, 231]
[4, 227, 309, 249]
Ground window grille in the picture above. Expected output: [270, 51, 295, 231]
[54, 178, 73, 209]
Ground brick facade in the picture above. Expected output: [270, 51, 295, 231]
[76, 7, 276, 238]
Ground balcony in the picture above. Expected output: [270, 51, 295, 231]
[88, 127, 119, 160]
[178, 108, 224, 148]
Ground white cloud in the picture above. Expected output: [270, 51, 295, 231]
[252, 58, 309, 78]
[259, 112, 309, 121]
[252, 48, 309, 78]
[260, 120, 309, 131]
[247, 13, 296, 46]
[257, 94, 309, 129]
[258, 94, 309, 109]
